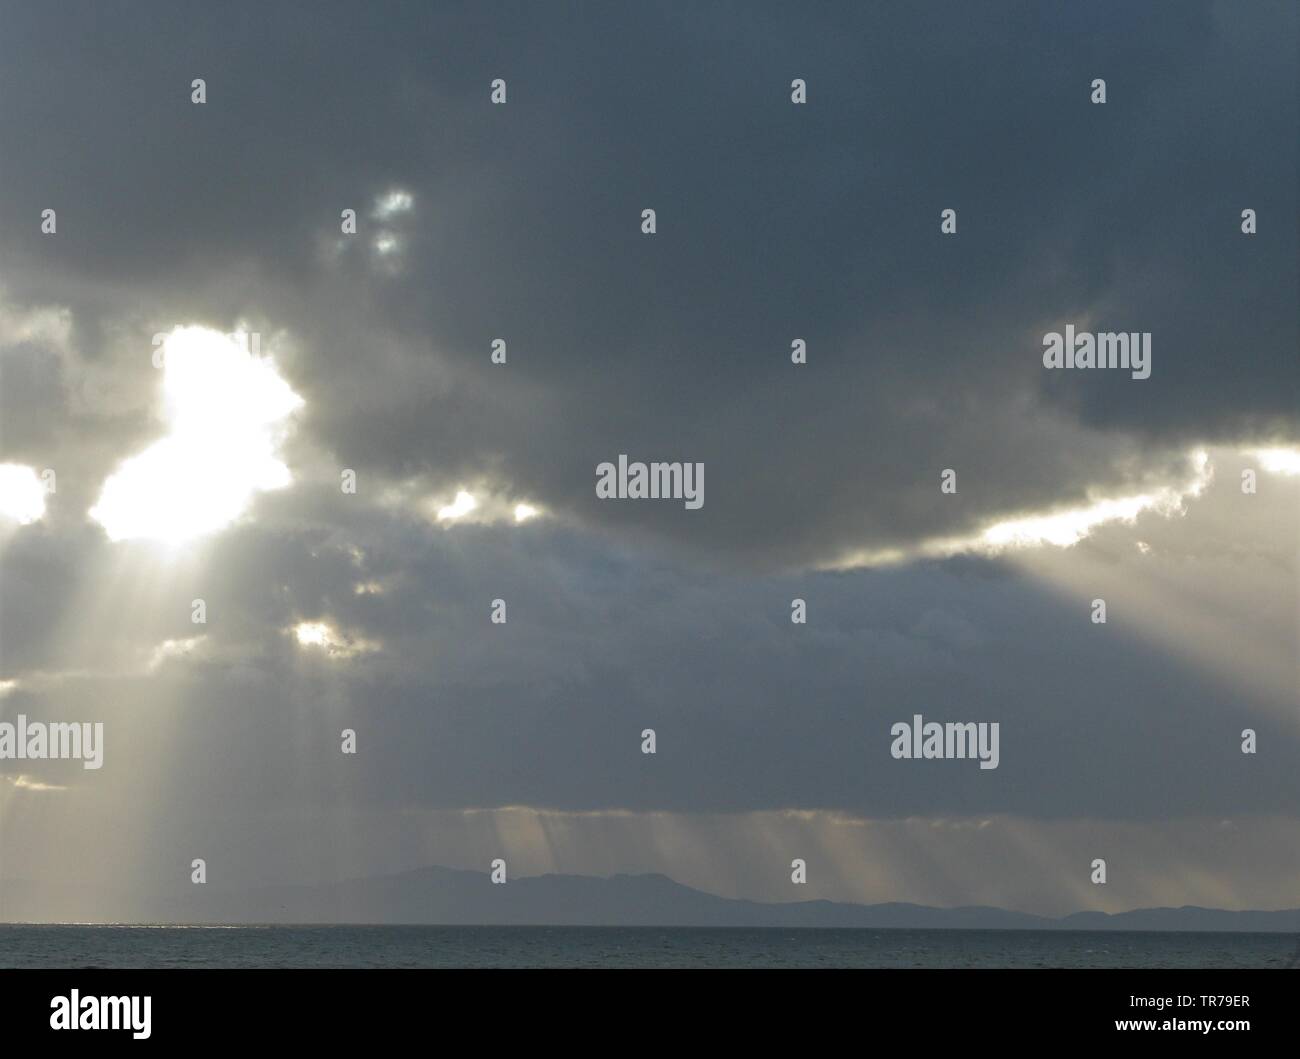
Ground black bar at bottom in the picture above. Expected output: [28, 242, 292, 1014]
[0, 968, 1289, 1046]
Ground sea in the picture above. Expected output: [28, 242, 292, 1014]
[1, 925, 1296, 968]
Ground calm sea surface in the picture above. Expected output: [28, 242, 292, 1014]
[1, 925, 1295, 968]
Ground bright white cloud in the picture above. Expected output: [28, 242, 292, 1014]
[980, 451, 1210, 550]
[374, 189, 413, 219]
[1252, 446, 1300, 476]
[147, 636, 207, 672]
[827, 449, 1215, 568]
[0, 463, 47, 525]
[89, 327, 303, 543]
[437, 490, 478, 521]
[292, 621, 377, 659]
[422, 485, 545, 527]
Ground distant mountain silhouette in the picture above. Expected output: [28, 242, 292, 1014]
[3, 866, 1298, 931]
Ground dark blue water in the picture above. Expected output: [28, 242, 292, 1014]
[1, 925, 1295, 968]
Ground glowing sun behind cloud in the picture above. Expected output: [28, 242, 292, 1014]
[0, 463, 47, 525]
[89, 327, 303, 544]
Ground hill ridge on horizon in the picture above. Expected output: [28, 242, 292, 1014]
[3, 864, 1298, 932]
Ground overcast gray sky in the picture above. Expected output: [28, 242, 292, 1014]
[0, 0, 1296, 918]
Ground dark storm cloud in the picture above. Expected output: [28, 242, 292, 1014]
[0, 2, 1296, 917]
[0, 0, 1293, 569]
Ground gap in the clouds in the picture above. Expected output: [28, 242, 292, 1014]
[824, 446, 1221, 569]
[88, 327, 303, 546]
